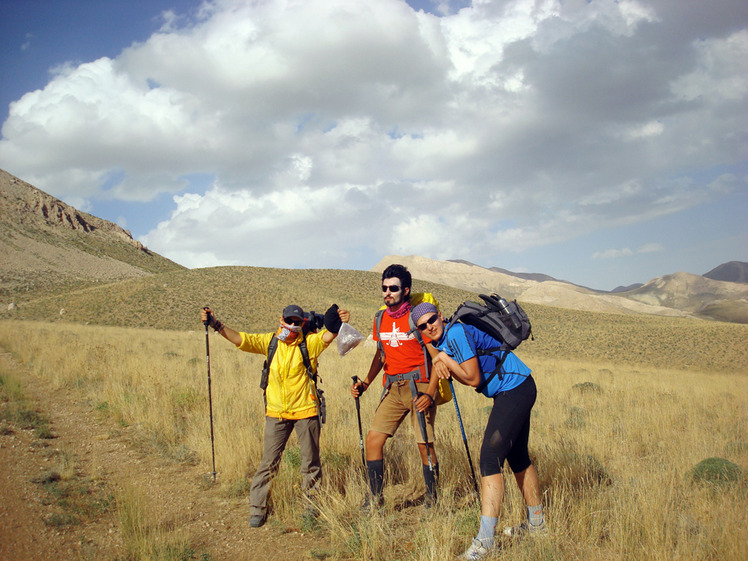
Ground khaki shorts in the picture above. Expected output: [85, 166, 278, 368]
[370, 380, 437, 443]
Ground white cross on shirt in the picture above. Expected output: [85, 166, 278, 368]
[379, 321, 413, 348]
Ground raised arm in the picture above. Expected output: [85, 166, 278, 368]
[321, 305, 350, 344]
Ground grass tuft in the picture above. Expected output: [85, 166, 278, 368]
[690, 457, 744, 485]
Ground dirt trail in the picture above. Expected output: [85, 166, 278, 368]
[0, 352, 324, 561]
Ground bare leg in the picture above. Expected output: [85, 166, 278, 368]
[480, 473, 505, 518]
[365, 430, 388, 461]
[513, 464, 541, 506]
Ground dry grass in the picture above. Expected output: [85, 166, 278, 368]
[115, 482, 195, 561]
[1, 318, 746, 560]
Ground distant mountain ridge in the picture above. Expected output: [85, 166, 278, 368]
[611, 283, 644, 293]
[373, 255, 748, 323]
[0, 168, 184, 303]
[450, 258, 747, 292]
[703, 261, 748, 283]
[448, 259, 576, 285]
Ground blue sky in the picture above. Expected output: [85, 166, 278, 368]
[1, 0, 746, 291]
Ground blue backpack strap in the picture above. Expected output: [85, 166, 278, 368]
[474, 344, 510, 394]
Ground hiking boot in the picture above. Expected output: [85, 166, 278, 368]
[502, 520, 547, 538]
[454, 538, 491, 561]
[249, 514, 266, 528]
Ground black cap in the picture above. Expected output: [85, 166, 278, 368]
[282, 304, 304, 320]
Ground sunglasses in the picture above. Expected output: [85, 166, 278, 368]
[416, 314, 439, 331]
[284, 318, 303, 326]
[382, 285, 401, 293]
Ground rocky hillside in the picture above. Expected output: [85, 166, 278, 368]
[0, 168, 185, 304]
[622, 271, 748, 323]
[373, 255, 748, 323]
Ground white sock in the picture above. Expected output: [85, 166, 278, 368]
[477, 515, 497, 546]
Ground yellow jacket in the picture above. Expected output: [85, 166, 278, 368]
[237, 330, 330, 420]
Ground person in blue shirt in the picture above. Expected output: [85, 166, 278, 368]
[410, 302, 546, 561]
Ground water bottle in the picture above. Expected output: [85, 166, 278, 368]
[497, 296, 521, 329]
[497, 297, 511, 316]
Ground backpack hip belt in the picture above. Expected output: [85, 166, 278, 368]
[380, 366, 428, 402]
[384, 365, 428, 387]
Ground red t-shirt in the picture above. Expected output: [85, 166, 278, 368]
[373, 311, 431, 382]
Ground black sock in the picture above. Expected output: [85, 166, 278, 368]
[367, 459, 384, 497]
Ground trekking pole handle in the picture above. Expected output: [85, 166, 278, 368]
[203, 306, 211, 327]
[351, 376, 361, 410]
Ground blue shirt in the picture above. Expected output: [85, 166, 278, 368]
[433, 323, 531, 397]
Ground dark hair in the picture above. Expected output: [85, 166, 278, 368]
[381, 264, 412, 291]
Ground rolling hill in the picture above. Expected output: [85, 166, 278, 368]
[1, 168, 184, 303]
[704, 261, 748, 283]
[2, 167, 747, 328]
[372, 255, 748, 323]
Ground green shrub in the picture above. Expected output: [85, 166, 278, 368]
[690, 457, 744, 485]
[572, 381, 602, 394]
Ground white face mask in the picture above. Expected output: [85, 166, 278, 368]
[277, 319, 302, 342]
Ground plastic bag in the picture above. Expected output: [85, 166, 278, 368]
[337, 322, 365, 356]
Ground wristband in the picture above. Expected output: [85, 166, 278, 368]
[418, 391, 435, 406]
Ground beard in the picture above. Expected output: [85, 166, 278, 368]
[386, 293, 405, 308]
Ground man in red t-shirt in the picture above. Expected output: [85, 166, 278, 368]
[351, 264, 440, 509]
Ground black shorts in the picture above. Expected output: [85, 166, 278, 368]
[479, 376, 536, 477]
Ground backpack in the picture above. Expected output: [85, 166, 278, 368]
[447, 293, 532, 351]
[373, 292, 452, 406]
[260, 334, 326, 423]
[445, 294, 533, 394]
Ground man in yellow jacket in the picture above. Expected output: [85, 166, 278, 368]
[201, 303, 350, 528]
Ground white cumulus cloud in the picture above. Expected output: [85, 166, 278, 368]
[0, 0, 745, 282]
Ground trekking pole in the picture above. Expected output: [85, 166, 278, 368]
[449, 379, 480, 503]
[203, 308, 217, 482]
[351, 376, 366, 468]
[416, 408, 435, 473]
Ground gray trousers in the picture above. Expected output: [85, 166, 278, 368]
[249, 415, 321, 517]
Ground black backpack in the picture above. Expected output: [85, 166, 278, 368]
[446, 293, 532, 351]
[446, 294, 533, 394]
